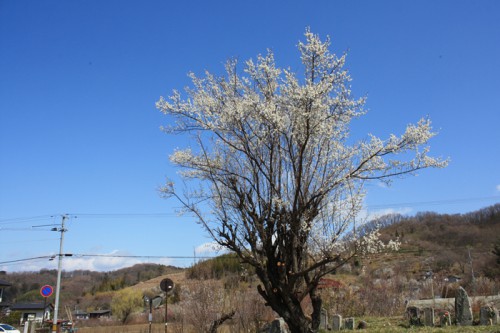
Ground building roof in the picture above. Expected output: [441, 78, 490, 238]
[89, 309, 111, 315]
[10, 302, 54, 311]
[0, 279, 12, 287]
[74, 310, 88, 315]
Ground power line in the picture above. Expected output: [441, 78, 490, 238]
[73, 213, 182, 218]
[0, 254, 219, 266]
[2, 246, 489, 269]
[0, 255, 54, 265]
[0, 227, 58, 231]
[77, 253, 216, 259]
[1, 196, 497, 224]
[0, 215, 56, 225]
[2, 244, 490, 267]
[0, 213, 187, 224]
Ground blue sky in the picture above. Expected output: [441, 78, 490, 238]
[1, 0, 499, 272]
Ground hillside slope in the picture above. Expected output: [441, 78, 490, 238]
[1, 204, 498, 320]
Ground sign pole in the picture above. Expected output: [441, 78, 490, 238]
[163, 293, 170, 333]
[149, 298, 152, 333]
[42, 297, 47, 326]
[40, 285, 54, 328]
[160, 279, 174, 333]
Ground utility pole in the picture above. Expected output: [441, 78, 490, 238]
[52, 215, 68, 333]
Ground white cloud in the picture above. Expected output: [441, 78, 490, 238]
[194, 242, 227, 257]
[64, 251, 176, 272]
[496, 184, 500, 192]
[375, 181, 389, 189]
[358, 207, 413, 223]
[63, 251, 142, 272]
[1, 250, 175, 273]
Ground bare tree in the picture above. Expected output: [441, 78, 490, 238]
[228, 285, 275, 332]
[157, 29, 447, 332]
[180, 281, 231, 333]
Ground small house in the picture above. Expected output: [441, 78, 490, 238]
[0, 279, 12, 311]
[88, 309, 111, 319]
[9, 302, 54, 324]
[73, 310, 89, 320]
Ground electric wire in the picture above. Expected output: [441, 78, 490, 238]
[0, 243, 489, 267]
[0, 254, 218, 266]
[0, 215, 56, 225]
[0, 195, 498, 224]
[1, 197, 497, 269]
[0, 255, 54, 264]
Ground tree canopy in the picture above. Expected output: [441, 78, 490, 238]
[157, 29, 447, 332]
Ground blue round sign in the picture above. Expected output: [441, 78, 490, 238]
[40, 285, 54, 298]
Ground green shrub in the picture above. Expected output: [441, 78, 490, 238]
[0, 310, 22, 326]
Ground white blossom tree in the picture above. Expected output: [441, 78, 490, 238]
[156, 29, 447, 332]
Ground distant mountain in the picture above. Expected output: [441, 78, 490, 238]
[0, 264, 183, 311]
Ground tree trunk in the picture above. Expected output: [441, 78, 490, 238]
[310, 288, 322, 332]
[287, 317, 313, 333]
[274, 308, 310, 333]
[271, 289, 323, 333]
[267, 296, 313, 333]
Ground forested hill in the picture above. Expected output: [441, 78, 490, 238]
[0, 264, 182, 309]
[374, 203, 500, 279]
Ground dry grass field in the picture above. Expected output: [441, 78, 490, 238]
[74, 317, 500, 333]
